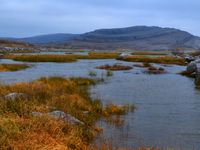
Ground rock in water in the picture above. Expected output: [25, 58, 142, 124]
[196, 64, 200, 88]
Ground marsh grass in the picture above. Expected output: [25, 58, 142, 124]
[96, 64, 133, 71]
[5, 55, 77, 63]
[0, 64, 30, 72]
[5, 52, 120, 63]
[0, 77, 134, 149]
[132, 51, 168, 56]
[118, 56, 185, 65]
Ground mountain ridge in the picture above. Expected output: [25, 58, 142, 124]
[1, 26, 200, 51]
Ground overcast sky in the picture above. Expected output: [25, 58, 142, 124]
[0, 0, 200, 37]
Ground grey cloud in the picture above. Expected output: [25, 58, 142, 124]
[0, 0, 199, 37]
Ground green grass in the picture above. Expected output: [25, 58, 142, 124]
[5, 55, 77, 63]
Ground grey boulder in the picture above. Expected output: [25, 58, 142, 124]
[5, 92, 26, 100]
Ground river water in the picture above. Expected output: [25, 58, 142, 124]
[1, 58, 200, 149]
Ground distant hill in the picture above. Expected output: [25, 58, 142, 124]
[66, 26, 200, 50]
[16, 33, 78, 44]
[0, 39, 34, 48]
[1, 26, 200, 51]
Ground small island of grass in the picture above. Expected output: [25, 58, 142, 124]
[0, 64, 30, 72]
[118, 56, 186, 65]
[96, 64, 133, 71]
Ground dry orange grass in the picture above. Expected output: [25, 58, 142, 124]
[4, 52, 120, 63]
[0, 77, 135, 150]
[118, 56, 185, 65]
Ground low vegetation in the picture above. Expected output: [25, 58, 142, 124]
[145, 66, 166, 74]
[132, 51, 168, 56]
[96, 64, 133, 71]
[0, 64, 30, 72]
[76, 52, 120, 59]
[0, 77, 134, 149]
[118, 56, 186, 65]
[4, 52, 120, 63]
[5, 55, 77, 63]
[88, 71, 97, 77]
[178, 70, 196, 78]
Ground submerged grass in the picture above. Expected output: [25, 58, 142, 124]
[0, 77, 134, 149]
[118, 55, 186, 65]
[0, 64, 30, 72]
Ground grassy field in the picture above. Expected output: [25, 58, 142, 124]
[0, 77, 134, 149]
[4, 52, 120, 63]
[118, 55, 186, 65]
[0, 64, 30, 72]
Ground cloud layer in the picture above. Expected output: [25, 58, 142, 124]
[0, 0, 199, 37]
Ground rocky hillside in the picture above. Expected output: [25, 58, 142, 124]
[66, 26, 200, 50]
[2, 26, 200, 51]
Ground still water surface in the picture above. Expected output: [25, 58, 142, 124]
[0, 58, 200, 149]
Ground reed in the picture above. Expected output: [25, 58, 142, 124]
[118, 56, 185, 65]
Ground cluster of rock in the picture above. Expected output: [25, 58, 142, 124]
[187, 58, 200, 87]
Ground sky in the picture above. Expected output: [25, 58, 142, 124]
[0, 0, 200, 37]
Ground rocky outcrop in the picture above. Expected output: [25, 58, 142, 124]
[187, 59, 200, 87]
[195, 64, 200, 87]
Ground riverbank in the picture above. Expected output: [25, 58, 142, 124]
[0, 77, 134, 149]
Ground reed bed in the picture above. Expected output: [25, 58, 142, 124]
[5, 52, 120, 63]
[118, 56, 185, 65]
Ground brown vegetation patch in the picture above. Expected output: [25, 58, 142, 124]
[118, 56, 185, 65]
[0, 64, 30, 72]
[96, 64, 133, 71]
[0, 77, 135, 149]
[144, 66, 166, 74]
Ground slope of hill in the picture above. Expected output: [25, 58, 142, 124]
[0, 39, 36, 52]
[67, 26, 200, 50]
[16, 33, 78, 44]
[1, 26, 200, 51]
